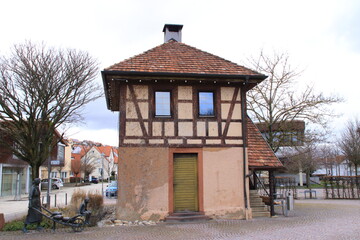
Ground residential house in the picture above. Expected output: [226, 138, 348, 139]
[255, 120, 306, 185]
[39, 138, 69, 182]
[70, 140, 118, 181]
[313, 155, 360, 177]
[96, 146, 118, 180]
[102, 24, 283, 221]
[255, 120, 305, 150]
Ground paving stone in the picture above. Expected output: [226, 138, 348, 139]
[1, 200, 360, 240]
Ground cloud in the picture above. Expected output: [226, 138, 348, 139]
[81, 97, 118, 130]
[66, 127, 118, 147]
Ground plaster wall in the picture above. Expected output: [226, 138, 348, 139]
[178, 86, 192, 100]
[178, 103, 193, 119]
[126, 102, 149, 119]
[126, 85, 148, 100]
[221, 87, 240, 101]
[202, 147, 246, 219]
[221, 103, 242, 120]
[117, 147, 169, 221]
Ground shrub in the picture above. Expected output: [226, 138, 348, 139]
[70, 189, 104, 226]
[2, 190, 105, 232]
[2, 216, 53, 231]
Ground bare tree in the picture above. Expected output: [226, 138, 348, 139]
[339, 119, 360, 175]
[103, 156, 116, 181]
[284, 138, 320, 196]
[71, 157, 82, 185]
[316, 144, 348, 176]
[0, 41, 101, 180]
[246, 50, 341, 153]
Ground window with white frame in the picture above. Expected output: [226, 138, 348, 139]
[198, 91, 215, 116]
[61, 172, 67, 179]
[51, 171, 58, 178]
[155, 91, 171, 117]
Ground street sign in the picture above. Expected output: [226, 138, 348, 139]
[51, 160, 60, 165]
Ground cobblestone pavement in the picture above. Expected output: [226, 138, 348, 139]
[1, 200, 360, 240]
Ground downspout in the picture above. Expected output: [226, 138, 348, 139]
[0, 164, 2, 196]
[241, 77, 249, 211]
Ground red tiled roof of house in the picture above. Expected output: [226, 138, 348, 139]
[105, 40, 263, 77]
[248, 117, 283, 169]
[96, 146, 112, 158]
[71, 154, 82, 162]
[112, 147, 118, 164]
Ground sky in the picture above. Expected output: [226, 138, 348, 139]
[1, 0, 359, 146]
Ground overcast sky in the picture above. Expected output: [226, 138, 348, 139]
[1, 0, 359, 146]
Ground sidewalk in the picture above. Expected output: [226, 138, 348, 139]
[0, 183, 113, 223]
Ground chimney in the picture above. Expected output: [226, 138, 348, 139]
[163, 24, 183, 43]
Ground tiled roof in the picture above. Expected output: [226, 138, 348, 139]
[112, 147, 118, 164]
[105, 40, 263, 77]
[248, 117, 283, 169]
[96, 146, 112, 157]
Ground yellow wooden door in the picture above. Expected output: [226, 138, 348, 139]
[173, 153, 198, 212]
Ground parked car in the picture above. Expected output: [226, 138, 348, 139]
[41, 178, 63, 190]
[91, 177, 99, 184]
[105, 181, 118, 197]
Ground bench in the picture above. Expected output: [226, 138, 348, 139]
[304, 190, 317, 199]
[260, 195, 288, 216]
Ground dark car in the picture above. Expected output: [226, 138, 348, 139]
[91, 177, 99, 184]
[105, 181, 118, 197]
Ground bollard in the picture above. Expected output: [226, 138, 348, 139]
[55, 194, 57, 207]
[65, 193, 68, 205]
[286, 191, 294, 211]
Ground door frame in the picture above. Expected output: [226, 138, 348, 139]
[168, 148, 204, 214]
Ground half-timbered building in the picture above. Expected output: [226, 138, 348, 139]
[102, 24, 282, 221]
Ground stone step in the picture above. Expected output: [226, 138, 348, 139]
[250, 204, 267, 209]
[252, 211, 271, 218]
[250, 199, 263, 203]
[170, 211, 205, 217]
[249, 191, 270, 218]
[165, 212, 211, 223]
[252, 207, 268, 212]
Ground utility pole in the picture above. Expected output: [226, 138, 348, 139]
[47, 154, 51, 208]
[101, 153, 105, 196]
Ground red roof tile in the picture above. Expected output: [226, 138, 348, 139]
[105, 40, 263, 76]
[96, 146, 112, 157]
[248, 117, 283, 169]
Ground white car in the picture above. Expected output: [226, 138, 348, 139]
[41, 178, 64, 190]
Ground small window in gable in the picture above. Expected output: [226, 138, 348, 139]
[155, 91, 171, 116]
[199, 91, 215, 116]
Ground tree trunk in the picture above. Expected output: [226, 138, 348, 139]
[269, 170, 275, 216]
[306, 171, 312, 198]
[31, 164, 40, 181]
[355, 164, 358, 176]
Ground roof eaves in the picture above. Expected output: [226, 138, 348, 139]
[102, 70, 267, 81]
